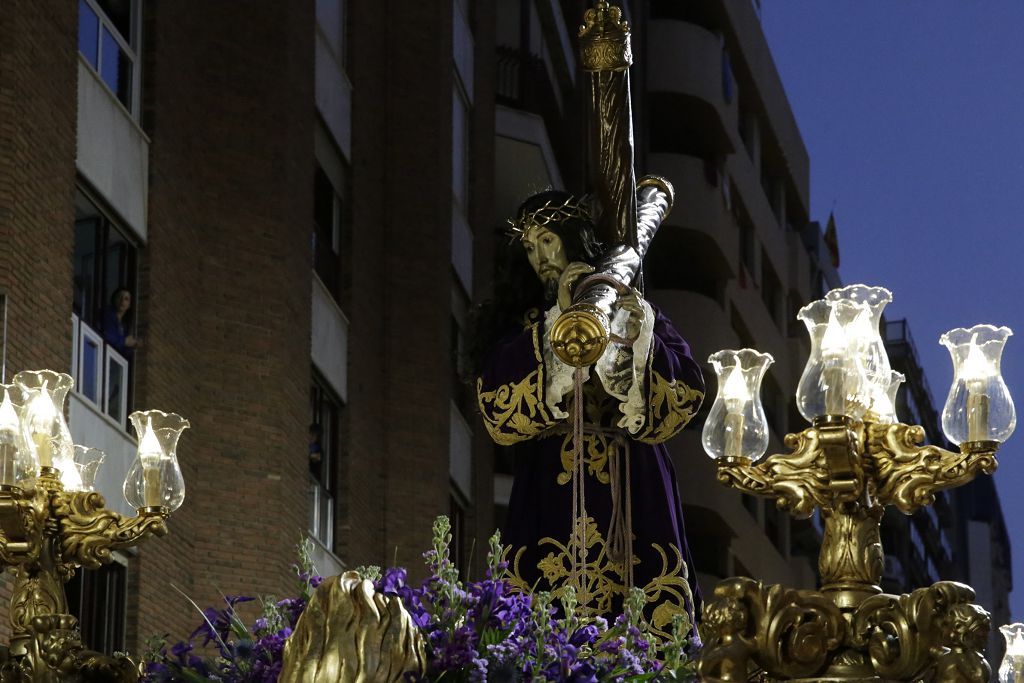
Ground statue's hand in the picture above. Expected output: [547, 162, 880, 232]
[557, 262, 596, 311]
[615, 288, 646, 343]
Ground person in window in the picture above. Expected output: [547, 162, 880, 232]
[309, 423, 324, 481]
[472, 190, 705, 641]
[102, 287, 141, 357]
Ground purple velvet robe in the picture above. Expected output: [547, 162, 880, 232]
[477, 305, 705, 638]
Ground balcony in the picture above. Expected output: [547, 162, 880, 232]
[647, 18, 738, 155]
[649, 289, 738, 361]
[666, 430, 797, 586]
[646, 152, 736, 276]
[76, 57, 148, 241]
[496, 46, 563, 142]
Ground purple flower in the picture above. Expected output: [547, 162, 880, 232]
[569, 624, 599, 647]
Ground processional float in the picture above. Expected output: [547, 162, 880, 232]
[281, 2, 1019, 682]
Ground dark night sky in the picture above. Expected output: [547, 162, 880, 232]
[761, 2, 1024, 620]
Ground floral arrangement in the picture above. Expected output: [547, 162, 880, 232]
[142, 517, 699, 682]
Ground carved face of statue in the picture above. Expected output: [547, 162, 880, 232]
[522, 224, 569, 290]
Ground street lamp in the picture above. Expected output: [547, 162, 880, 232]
[698, 285, 1009, 683]
[0, 369, 188, 682]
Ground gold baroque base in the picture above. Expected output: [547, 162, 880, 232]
[698, 577, 992, 683]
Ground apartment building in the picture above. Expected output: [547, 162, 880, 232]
[0, 0, 501, 653]
[0, 0, 1009, 663]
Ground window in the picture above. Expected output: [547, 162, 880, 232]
[452, 85, 470, 212]
[450, 491, 468, 575]
[310, 376, 342, 552]
[313, 165, 345, 302]
[66, 555, 127, 655]
[78, 0, 139, 114]
[739, 221, 756, 278]
[450, 284, 472, 416]
[73, 190, 138, 427]
[316, 0, 347, 67]
[738, 108, 757, 162]
[760, 252, 782, 324]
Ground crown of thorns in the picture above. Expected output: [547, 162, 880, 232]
[507, 196, 593, 240]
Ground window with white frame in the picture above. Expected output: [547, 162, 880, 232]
[78, 0, 141, 114]
[72, 189, 138, 428]
[309, 375, 343, 552]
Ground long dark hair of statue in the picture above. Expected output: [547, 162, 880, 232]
[468, 190, 604, 375]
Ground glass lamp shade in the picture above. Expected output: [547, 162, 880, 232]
[826, 285, 894, 417]
[13, 370, 75, 473]
[124, 410, 189, 511]
[796, 299, 872, 422]
[1000, 623, 1024, 683]
[868, 370, 905, 425]
[702, 349, 774, 461]
[940, 325, 1014, 445]
[71, 445, 105, 492]
[0, 384, 37, 487]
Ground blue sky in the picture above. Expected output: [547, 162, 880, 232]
[761, 2, 1024, 620]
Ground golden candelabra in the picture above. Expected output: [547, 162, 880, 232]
[0, 371, 188, 682]
[697, 288, 1013, 683]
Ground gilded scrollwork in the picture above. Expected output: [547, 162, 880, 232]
[716, 427, 834, 518]
[698, 577, 844, 682]
[56, 491, 168, 570]
[817, 504, 884, 590]
[708, 411, 999, 681]
[931, 601, 992, 683]
[76, 650, 140, 683]
[851, 581, 981, 681]
[868, 422, 997, 514]
[34, 615, 83, 676]
[9, 570, 65, 635]
[0, 495, 45, 565]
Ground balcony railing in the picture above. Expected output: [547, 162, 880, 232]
[496, 45, 563, 132]
[71, 314, 130, 428]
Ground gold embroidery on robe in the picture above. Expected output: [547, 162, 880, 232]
[477, 325, 558, 446]
[634, 369, 704, 444]
[556, 433, 613, 485]
[505, 515, 694, 640]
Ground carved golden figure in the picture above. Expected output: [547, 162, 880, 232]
[279, 571, 426, 683]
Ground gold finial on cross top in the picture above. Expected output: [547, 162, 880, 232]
[579, 1, 631, 72]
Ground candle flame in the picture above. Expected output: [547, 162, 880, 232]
[0, 390, 19, 432]
[26, 383, 57, 431]
[821, 306, 847, 357]
[138, 418, 164, 465]
[722, 365, 751, 404]
[962, 333, 995, 383]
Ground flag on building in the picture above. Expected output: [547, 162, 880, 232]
[823, 211, 840, 268]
